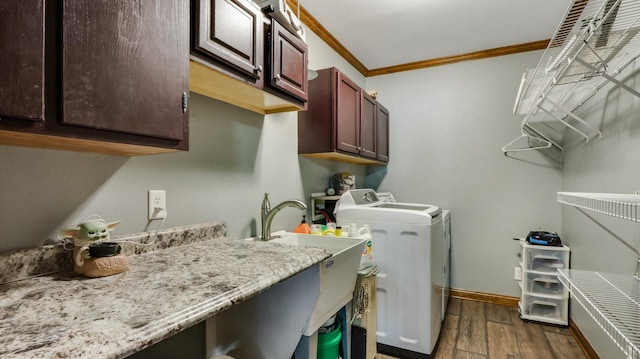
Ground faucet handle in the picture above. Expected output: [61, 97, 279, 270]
[262, 193, 271, 211]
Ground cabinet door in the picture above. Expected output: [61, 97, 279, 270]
[377, 103, 390, 162]
[360, 91, 377, 159]
[195, 0, 263, 84]
[270, 20, 308, 101]
[336, 72, 360, 154]
[0, 0, 44, 121]
[61, 0, 189, 140]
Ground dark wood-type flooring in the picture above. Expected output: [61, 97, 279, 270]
[377, 297, 588, 359]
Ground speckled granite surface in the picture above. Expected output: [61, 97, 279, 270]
[0, 222, 227, 284]
[0, 233, 330, 358]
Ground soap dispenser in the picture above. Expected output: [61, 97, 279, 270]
[293, 215, 312, 234]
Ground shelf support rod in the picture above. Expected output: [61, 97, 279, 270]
[543, 97, 603, 140]
[522, 122, 564, 152]
[573, 207, 640, 256]
[580, 40, 609, 72]
[575, 57, 640, 99]
[537, 105, 591, 142]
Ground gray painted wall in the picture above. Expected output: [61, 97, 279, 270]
[366, 51, 562, 297]
[0, 96, 308, 250]
[0, 31, 367, 252]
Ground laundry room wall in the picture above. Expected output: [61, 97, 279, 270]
[0, 30, 364, 252]
[559, 61, 640, 359]
[365, 50, 562, 297]
[0, 96, 310, 251]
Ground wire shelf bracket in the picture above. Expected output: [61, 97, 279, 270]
[557, 191, 640, 359]
[505, 0, 640, 158]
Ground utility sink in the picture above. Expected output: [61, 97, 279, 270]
[270, 232, 366, 335]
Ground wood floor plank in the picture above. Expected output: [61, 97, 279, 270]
[545, 332, 588, 359]
[376, 300, 588, 359]
[487, 322, 520, 358]
[542, 322, 572, 335]
[447, 297, 462, 315]
[432, 313, 459, 359]
[457, 300, 488, 355]
[485, 302, 514, 324]
[454, 349, 487, 359]
[509, 309, 555, 359]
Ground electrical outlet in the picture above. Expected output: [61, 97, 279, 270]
[148, 190, 166, 220]
[514, 266, 522, 281]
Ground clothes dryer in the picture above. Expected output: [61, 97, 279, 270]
[335, 189, 443, 357]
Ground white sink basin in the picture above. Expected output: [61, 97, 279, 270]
[270, 232, 366, 335]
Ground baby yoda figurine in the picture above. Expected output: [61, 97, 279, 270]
[60, 219, 129, 278]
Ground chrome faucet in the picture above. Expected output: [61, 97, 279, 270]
[261, 193, 307, 240]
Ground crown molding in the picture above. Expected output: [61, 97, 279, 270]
[287, 1, 549, 77]
[286, 0, 368, 76]
[368, 40, 550, 77]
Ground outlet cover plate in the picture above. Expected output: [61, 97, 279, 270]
[148, 190, 166, 220]
[514, 266, 522, 281]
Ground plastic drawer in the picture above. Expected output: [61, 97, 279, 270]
[520, 293, 568, 325]
[525, 272, 566, 297]
[523, 246, 569, 273]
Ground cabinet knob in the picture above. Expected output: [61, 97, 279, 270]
[255, 65, 262, 74]
[275, 74, 281, 81]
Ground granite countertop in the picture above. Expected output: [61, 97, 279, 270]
[0, 237, 330, 358]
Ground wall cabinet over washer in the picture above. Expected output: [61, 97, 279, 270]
[190, 0, 308, 114]
[0, 0, 190, 156]
[376, 102, 389, 162]
[298, 67, 389, 165]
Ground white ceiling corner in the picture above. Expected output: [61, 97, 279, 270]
[300, 0, 573, 70]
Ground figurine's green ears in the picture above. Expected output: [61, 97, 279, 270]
[60, 220, 121, 240]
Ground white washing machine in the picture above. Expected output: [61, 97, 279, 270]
[335, 189, 443, 357]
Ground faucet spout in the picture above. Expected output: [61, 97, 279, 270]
[261, 193, 307, 240]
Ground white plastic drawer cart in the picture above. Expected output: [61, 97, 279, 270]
[518, 240, 570, 325]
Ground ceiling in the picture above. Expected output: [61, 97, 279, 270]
[296, 0, 574, 75]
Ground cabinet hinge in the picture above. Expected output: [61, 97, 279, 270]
[182, 92, 188, 113]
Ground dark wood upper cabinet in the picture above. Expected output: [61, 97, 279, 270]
[61, 0, 189, 140]
[336, 72, 361, 155]
[360, 91, 377, 159]
[376, 103, 390, 162]
[299, 67, 388, 165]
[0, 0, 44, 121]
[194, 0, 263, 84]
[0, 0, 190, 155]
[190, 0, 308, 114]
[269, 20, 308, 101]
